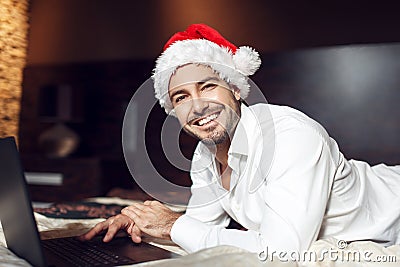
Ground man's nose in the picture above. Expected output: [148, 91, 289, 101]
[191, 95, 209, 115]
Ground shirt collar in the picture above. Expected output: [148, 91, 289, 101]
[228, 104, 257, 157]
[193, 104, 257, 173]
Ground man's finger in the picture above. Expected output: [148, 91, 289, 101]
[143, 200, 152, 205]
[144, 200, 162, 206]
[79, 220, 108, 241]
[103, 221, 123, 242]
[121, 207, 141, 221]
[130, 203, 147, 211]
[130, 225, 142, 243]
[122, 205, 145, 217]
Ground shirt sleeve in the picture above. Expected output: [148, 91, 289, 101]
[260, 123, 337, 253]
[171, 122, 337, 254]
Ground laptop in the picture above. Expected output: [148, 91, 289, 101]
[0, 136, 179, 267]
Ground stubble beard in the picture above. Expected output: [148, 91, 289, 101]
[200, 125, 229, 146]
[185, 105, 240, 147]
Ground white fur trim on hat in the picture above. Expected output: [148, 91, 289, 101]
[152, 39, 261, 114]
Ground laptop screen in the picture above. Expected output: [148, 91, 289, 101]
[0, 137, 47, 267]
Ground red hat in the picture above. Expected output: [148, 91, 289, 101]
[152, 24, 261, 114]
[163, 24, 237, 52]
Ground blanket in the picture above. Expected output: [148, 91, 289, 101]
[1, 197, 399, 266]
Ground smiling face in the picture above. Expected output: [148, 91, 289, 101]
[168, 64, 241, 146]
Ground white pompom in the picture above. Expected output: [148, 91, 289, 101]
[233, 46, 261, 75]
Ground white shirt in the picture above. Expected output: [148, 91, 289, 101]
[170, 103, 400, 254]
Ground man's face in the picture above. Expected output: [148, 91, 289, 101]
[168, 64, 241, 146]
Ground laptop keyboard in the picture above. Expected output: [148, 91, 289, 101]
[42, 237, 135, 266]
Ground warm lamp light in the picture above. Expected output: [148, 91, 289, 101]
[0, 0, 29, 139]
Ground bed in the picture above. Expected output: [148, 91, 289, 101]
[1, 196, 399, 266]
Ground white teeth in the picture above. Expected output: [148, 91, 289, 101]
[198, 113, 218, 126]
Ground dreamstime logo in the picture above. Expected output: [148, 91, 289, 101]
[258, 240, 398, 263]
[336, 239, 348, 249]
[121, 64, 275, 207]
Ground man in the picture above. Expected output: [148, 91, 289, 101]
[81, 24, 400, 254]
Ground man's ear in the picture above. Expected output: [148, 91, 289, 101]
[231, 85, 241, 101]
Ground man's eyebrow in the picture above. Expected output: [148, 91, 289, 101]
[170, 89, 184, 99]
[197, 76, 220, 85]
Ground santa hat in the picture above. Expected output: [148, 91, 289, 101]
[152, 23, 261, 114]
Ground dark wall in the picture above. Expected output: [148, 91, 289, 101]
[253, 43, 400, 165]
[27, 0, 400, 65]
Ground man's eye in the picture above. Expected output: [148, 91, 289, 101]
[201, 83, 217, 91]
[175, 95, 186, 103]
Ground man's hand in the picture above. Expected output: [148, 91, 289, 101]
[79, 214, 142, 243]
[121, 200, 182, 240]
